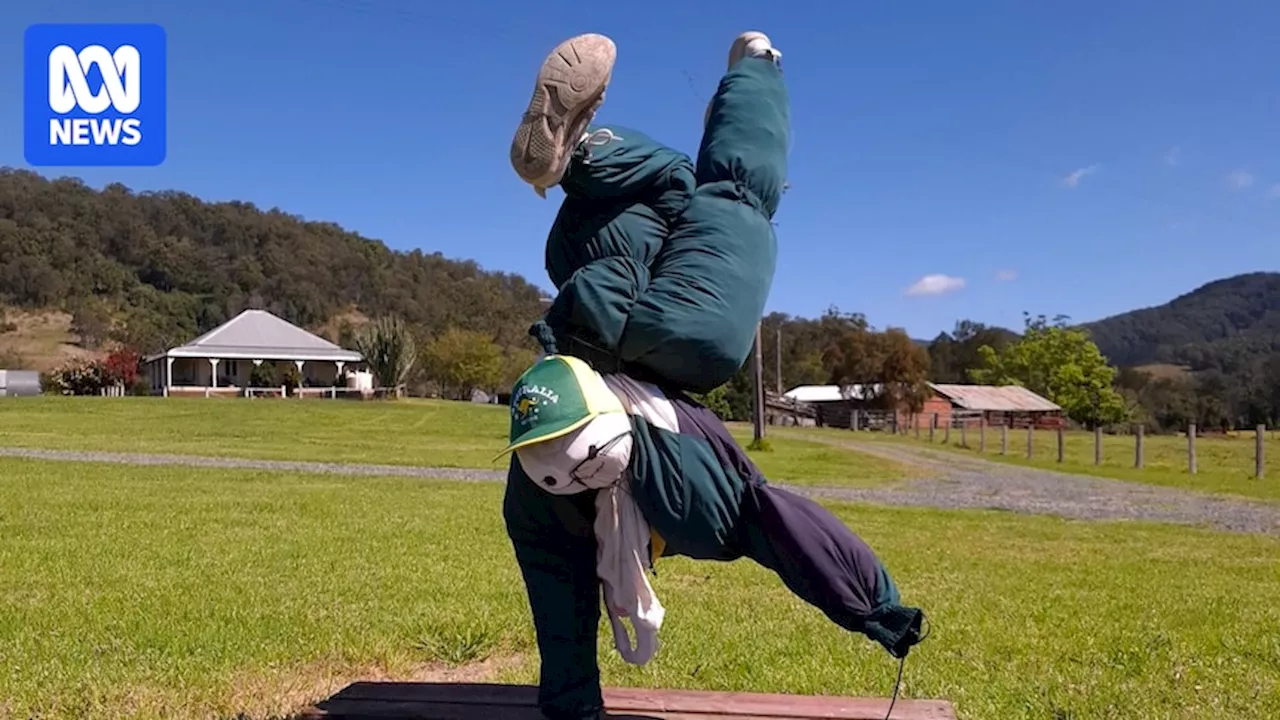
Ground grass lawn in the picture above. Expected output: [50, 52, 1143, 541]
[805, 423, 1280, 501]
[0, 396, 910, 488]
[1, 458, 1276, 719]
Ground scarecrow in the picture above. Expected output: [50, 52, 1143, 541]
[501, 32, 927, 720]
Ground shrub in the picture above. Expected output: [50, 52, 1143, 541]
[249, 362, 279, 388]
[354, 316, 417, 389]
[103, 348, 140, 387]
[48, 358, 110, 396]
[691, 385, 734, 420]
[280, 363, 302, 392]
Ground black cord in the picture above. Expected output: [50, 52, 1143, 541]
[883, 615, 931, 720]
[882, 655, 905, 720]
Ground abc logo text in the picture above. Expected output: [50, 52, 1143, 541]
[24, 24, 167, 167]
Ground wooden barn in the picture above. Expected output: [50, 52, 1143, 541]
[782, 383, 1063, 431]
[925, 383, 1065, 429]
[780, 384, 895, 430]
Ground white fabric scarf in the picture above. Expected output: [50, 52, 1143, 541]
[594, 480, 663, 665]
[516, 372, 674, 666]
[594, 373, 683, 666]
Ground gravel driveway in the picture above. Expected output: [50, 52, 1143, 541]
[0, 447, 506, 482]
[4, 442, 1277, 535]
[794, 437, 1280, 536]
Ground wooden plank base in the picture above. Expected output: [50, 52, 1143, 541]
[298, 682, 956, 720]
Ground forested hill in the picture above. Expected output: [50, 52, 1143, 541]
[1084, 272, 1280, 373]
[0, 168, 547, 355]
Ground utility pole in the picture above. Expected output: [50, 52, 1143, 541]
[775, 326, 782, 395]
[752, 322, 765, 443]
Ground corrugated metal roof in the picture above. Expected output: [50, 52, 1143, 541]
[783, 384, 880, 403]
[154, 310, 362, 362]
[928, 383, 1060, 412]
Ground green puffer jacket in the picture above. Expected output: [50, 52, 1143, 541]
[534, 57, 788, 394]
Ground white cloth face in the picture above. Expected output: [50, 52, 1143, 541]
[515, 411, 634, 495]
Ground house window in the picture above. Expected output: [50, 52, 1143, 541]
[224, 360, 239, 379]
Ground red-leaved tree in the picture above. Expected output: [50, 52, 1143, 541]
[103, 348, 141, 387]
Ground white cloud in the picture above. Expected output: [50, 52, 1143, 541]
[1227, 170, 1254, 189]
[905, 274, 966, 297]
[1269, 184, 1280, 199]
[1062, 165, 1098, 188]
[1165, 145, 1181, 166]
[995, 269, 1018, 282]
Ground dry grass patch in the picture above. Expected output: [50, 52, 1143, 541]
[0, 308, 97, 372]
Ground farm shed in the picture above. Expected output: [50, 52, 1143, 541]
[784, 382, 1062, 431]
[781, 384, 888, 429]
[0, 369, 41, 397]
[763, 390, 818, 427]
[142, 310, 363, 397]
[926, 383, 1063, 429]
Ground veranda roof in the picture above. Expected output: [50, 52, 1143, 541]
[145, 309, 362, 363]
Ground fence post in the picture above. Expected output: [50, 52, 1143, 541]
[1135, 425, 1144, 469]
[1187, 423, 1197, 475]
[944, 419, 951, 445]
[1094, 426, 1102, 465]
[929, 414, 936, 443]
[1056, 426, 1064, 463]
[914, 417, 920, 439]
[1001, 424, 1008, 455]
[979, 417, 987, 453]
[960, 420, 968, 448]
[1026, 424, 1034, 459]
[1256, 424, 1265, 479]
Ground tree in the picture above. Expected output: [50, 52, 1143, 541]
[420, 327, 504, 399]
[102, 348, 140, 387]
[499, 346, 538, 392]
[822, 312, 931, 412]
[927, 319, 1017, 383]
[354, 315, 417, 390]
[970, 313, 1127, 427]
[875, 327, 933, 412]
[69, 297, 113, 349]
[0, 168, 546, 374]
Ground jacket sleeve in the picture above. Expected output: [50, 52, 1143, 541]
[544, 255, 651, 354]
[502, 456, 605, 720]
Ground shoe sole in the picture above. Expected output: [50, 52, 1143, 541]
[510, 33, 617, 189]
[727, 31, 771, 68]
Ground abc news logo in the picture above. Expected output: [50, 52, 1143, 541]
[24, 24, 166, 167]
[48, 44, 144, 147]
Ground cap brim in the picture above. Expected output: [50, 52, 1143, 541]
[492, 412, 597, 463]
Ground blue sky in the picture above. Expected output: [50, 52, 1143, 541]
[3, 0, 1278, 339]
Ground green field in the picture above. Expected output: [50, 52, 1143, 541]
[817, 423, 1280, 501]
[0, 396, 910, 488]
[2, 397, 1278, 719]
[2, 457, 1277, 720]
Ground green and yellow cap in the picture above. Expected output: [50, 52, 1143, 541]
[495, 354, 626, 459]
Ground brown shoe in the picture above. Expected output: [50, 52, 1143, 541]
[510, 33, 617, 197]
